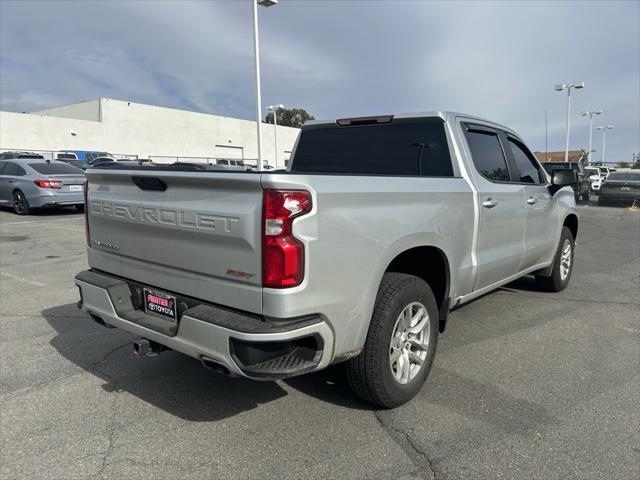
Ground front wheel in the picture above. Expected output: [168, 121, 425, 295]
[535, 226, 575, 292]
[12, 191, 31, 215]
[345, 273, 438, 408]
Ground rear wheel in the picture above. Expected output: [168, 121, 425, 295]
[535, 226, 575, 292]
[345, 273, 438, 408]
[12, 191, 31, 215]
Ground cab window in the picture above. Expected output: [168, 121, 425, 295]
[464, 127, 510, 182]
[507, 138, 544, 184]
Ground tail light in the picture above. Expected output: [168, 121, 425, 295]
[84, 179, 90, 247]
[33, 179, 62, 189]
[262, 189, 312, 288]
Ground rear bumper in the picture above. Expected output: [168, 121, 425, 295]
[74, 270, 334, 379]
[30, 191, 84, 208]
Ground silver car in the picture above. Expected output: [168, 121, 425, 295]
[0, 159, 85, 215]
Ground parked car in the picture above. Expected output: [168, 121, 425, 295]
[56, 158, 90, 170]
[597, 166, 611, 179]
[542, 162, 590, 201]
[585, 167, 602, 192]
[88, 156, 116, 167]
[217, 159, 251, 171]
[84, 151, 113, 163]
[0, 159, 85, 215]
[56, 152, 78, 161]
[0, 151, 45, 160]
[75, 111, 578, 408]
[598, 171, 640, 206]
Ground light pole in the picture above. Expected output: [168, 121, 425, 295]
[596, 125, 614, 165]
[555, 82, 585, 162]
[581, 109, 602, 165]
[267, 104, 284, 167]
[252, 0, 278, 171]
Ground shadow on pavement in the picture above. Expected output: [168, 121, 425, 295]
[0, 206, 82, 217]
[42, 303, 289, 422]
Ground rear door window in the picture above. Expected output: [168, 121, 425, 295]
[291, 118, 453, 177]
[507, 138, 544, 184]
[2, 162, 27, 176]
[29, 162, 84, 174]
[464, 127, 510, 182]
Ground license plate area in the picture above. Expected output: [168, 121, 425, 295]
[144, 288, 177, 322]
[69, 185, 83, 192]
[620, 187, 630, 191]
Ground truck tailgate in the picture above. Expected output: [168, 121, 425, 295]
[86, 169, 263, 314]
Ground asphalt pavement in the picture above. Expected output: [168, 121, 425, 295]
[1, 203, 638, 480]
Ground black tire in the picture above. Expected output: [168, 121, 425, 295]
[12, 190, 31, 215]
[75, 204, 85, 213]
[582, 191, 590, 202]
[535, 226, 575, 292]
[345, 273, 439, 408]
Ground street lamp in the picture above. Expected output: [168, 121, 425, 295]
[267, 104, 284, 167]
[581, 109, 602, 164]
[555, 81, 585, 162]
[252, 0, 278, 171]
[595, 125, 614, 166]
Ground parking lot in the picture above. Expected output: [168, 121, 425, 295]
[0, 203, 638, 480]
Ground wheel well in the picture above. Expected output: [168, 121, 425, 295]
[385, 246, 450, 332]
[563, 214, 578, 240]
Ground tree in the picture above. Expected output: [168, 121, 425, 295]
[265, 107, 315, 128]
[616, 162, 630, 168]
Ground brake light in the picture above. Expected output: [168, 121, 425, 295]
[84, 179, 90, 247]
[262, 189, 312, 288]
[33, 179, 62, 189]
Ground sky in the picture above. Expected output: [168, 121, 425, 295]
[0, 0, 638, 163]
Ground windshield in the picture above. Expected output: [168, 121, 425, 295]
[585, 169, 600, 176]
[29, 162, 85, 174]
[599, 167, 608, 173]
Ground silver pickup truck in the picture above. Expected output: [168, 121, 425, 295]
[75, 112, 578, 407]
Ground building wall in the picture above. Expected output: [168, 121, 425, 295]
[0, 111, 105, 152]
[32, 99, 102, 122]
[0, 98, 300, 168]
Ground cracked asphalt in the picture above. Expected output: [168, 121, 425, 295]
[1, 204, 639, 480]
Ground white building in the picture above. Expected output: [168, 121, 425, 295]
[0, 98, 300, 168]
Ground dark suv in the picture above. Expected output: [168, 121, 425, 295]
[542, 162, 590, 201]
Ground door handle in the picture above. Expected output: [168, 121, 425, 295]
[482, 198, 498, 209]
[527, 197, 537, 205]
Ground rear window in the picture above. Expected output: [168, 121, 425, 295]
[29, 162, 84, 174]
[607, 172, 640, 181]
[290, 119, 453, 176]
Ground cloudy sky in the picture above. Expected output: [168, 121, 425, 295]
[1, 0, 638, 162]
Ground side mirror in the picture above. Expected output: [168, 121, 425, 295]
[551, 169, 577, 187]
[549, 168, 577, 195]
